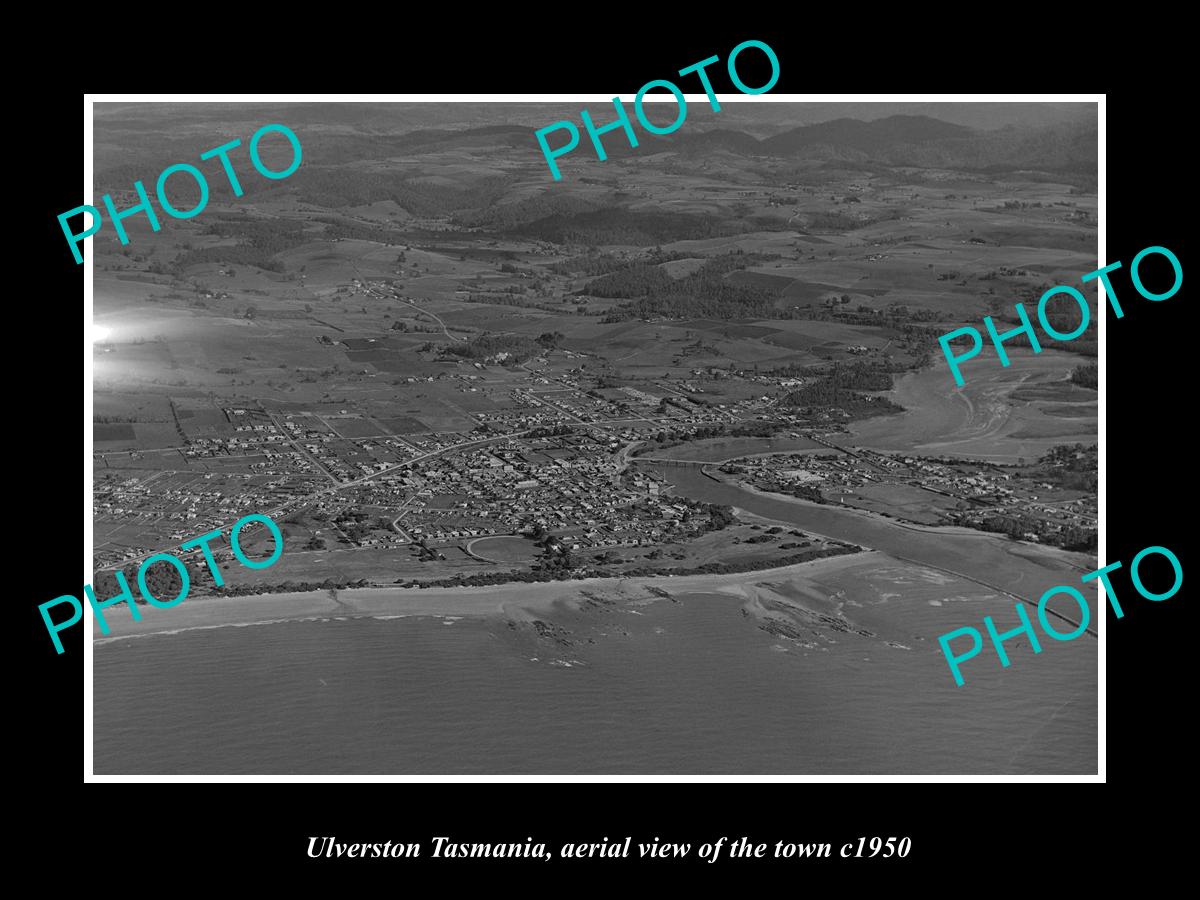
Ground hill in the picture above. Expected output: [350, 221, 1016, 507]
[760, 115, 971, 156]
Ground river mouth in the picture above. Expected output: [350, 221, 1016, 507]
[91, 465, 1098, 775]
[645, 461, 1097, 632]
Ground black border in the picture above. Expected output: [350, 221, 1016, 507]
[25, 24, 1189, 881]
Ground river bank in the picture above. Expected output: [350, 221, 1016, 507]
[647, 462, 1097, 623]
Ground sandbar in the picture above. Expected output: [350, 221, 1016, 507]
[92, 550, 880, 643]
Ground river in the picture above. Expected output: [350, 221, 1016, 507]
[651, 463, 1097, 615]
[91, 460, 1098, 775]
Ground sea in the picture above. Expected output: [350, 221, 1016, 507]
[93, 468, 1098, 775]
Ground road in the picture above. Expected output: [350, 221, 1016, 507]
[260, 407, 340, 485]
[351, 263, 462, 343]
[96, 428, 537, 573]
[390, 496, 421, 541]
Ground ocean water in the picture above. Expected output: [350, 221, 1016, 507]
[93, 579, 1096, 774]
[94, 472, 1097, 775]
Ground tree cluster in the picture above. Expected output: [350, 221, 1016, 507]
[597, 253, 783, 322]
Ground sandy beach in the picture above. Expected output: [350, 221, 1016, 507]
[92, 550, 880, 643]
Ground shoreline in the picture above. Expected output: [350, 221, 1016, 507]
[93, 550, 882, 644]
[694, 464, 1096, 571]
[640, 452, 1094, 573]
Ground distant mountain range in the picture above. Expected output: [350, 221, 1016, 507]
[95, 114, 1097, 203]
[758, 115, 971, 155]
[661, 115, 1096, 173]
[395, 114, 1097, 174]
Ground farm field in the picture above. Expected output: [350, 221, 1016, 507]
[829, 482, 966, 525]
[91, 100, 1098, 612]
[89, 100, 1100, 778]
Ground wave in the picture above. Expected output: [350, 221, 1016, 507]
[92, 613, 429, 645]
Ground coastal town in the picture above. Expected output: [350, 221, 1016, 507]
[94, 353, 851, 587]
[89, 100, 1099, 603]
[87, 99, 1102, 779]
[95, 327, 1095, 597]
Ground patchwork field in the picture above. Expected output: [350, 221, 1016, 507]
[92, 101, 1097, 602]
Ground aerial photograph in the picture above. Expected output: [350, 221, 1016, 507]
[89, 99, 1099, 774]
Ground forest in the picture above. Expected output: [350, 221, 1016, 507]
[778, 360, 902, 388]
[166, 216, 313, 273]
[596, 253, 784, 321]
[1033, 443, 1098, 492]
[453, 192, 600, 231]
[778, 362, 904, 420]
[553, 251, 686, 277]
[1070, 363, 1098, 389]
[280, 169, 511, 215]
[989, 291, 1099, 357]
[440, 333, 544, 365]
[515, 209, 762, 246]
